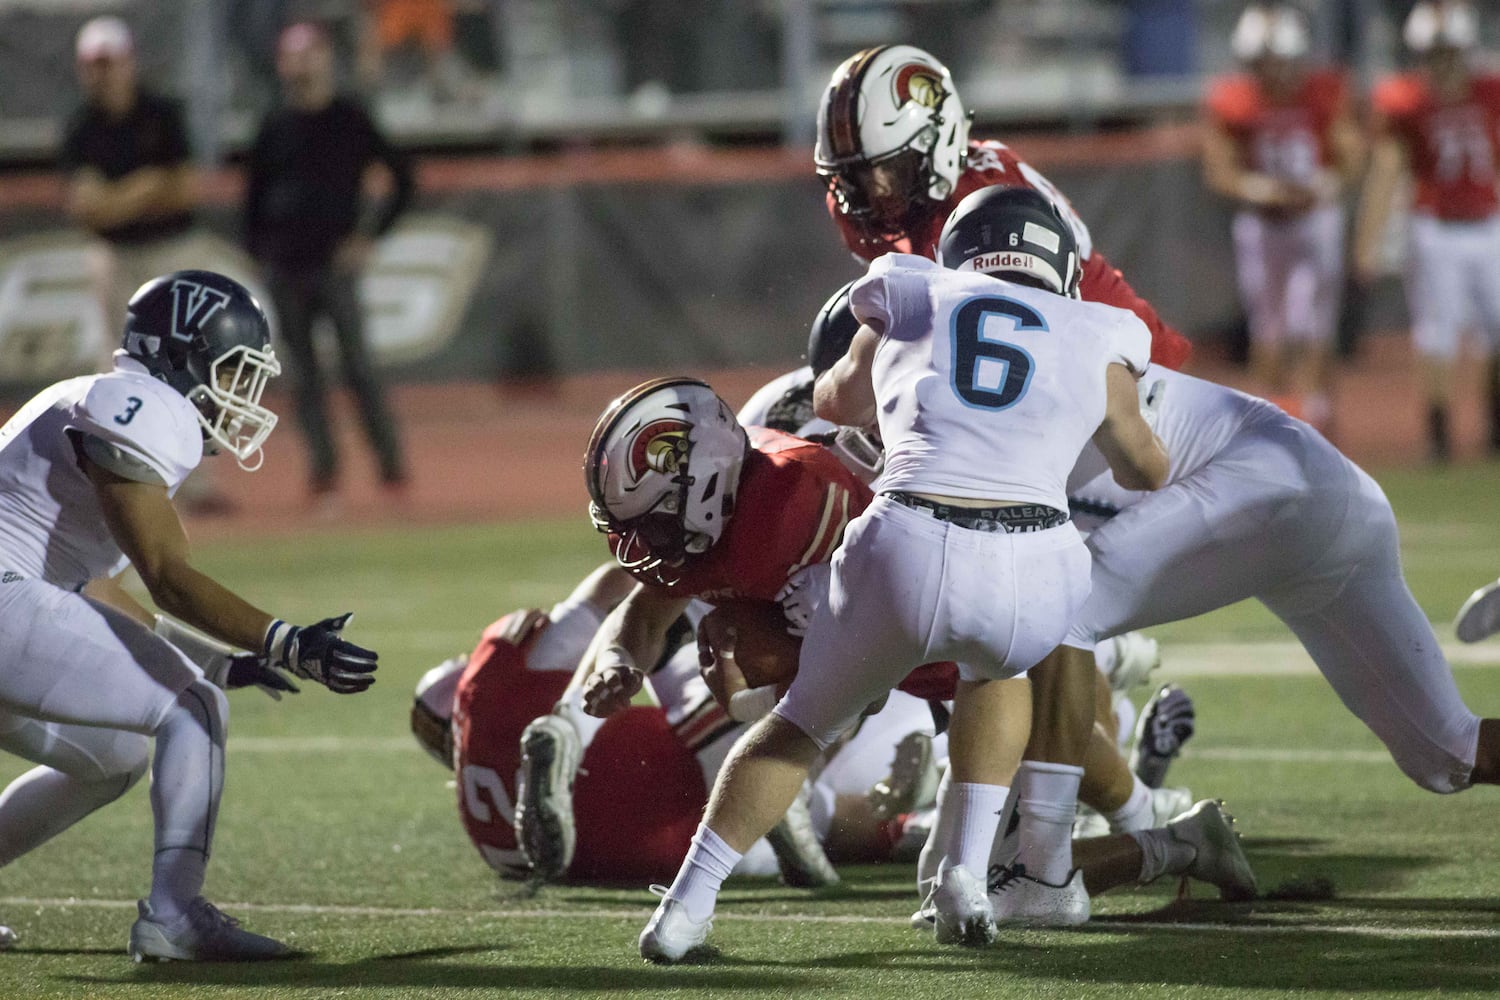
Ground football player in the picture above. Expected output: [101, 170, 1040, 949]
[0, 271, 377, 961]
[636, 186, 1173, 958]
[411, 566, 961, 884]
[815, 44, 1193, 372]
[1202, 3, 1362, 431]
[1355, 1, 1500, 460]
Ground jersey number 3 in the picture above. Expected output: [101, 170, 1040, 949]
[950, 296, 1041, 411]
[114, 397, 144, 426]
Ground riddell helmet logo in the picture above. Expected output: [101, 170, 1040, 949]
[893, 63, 944, 109]
[628, 419, 690, 482]
[968, 251, 1041, 273]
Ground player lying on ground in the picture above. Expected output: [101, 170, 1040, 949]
[410, 564, 952, 885]
[0, 271, 377, 961]
[1202, 2, 1363, 431]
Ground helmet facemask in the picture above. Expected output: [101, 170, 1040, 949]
[188, 343, 281, 471]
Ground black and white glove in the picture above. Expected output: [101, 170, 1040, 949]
[264, 613, 378, 694]
[223, 652, 301, 700]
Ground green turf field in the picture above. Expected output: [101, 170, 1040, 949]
[1, 463, 1499, 998]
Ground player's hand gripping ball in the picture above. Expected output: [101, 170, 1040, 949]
[697, 602, 801, 711]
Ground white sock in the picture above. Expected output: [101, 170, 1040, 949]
[916, 771, 956, 896]
[1112, 695, 1138, 755]
[665, 824, 742, 922]
[554, 689, 607, 749]
[1104, 776, 1155, 833]
[1129, 827, 1196, 884]
[148, 682, 227, 920]
[934, 782, 1008, 880]
[1015, 760, 1083, 885]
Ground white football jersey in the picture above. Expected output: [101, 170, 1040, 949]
[851, 254, 1151, 510]
[0, 356, 202, 590]
[1066, 366, 1284, 523]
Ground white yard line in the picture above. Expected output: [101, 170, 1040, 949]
[1, 896, 1494, 940]
[1160, 641, 1500, 678]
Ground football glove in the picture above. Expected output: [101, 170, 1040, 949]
[223, 652, 301, 700]
[264, 613, 378, 694]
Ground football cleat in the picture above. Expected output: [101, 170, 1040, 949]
[1102, 632, 1161, 694]
[128, 898, 288, 962]
[638, 886, 712, 964]
[868, 731, 941, 821]
[989, 866, 1091, 927]
[514, 713, 583, 882]
[0, 924, 16, 950]
[1130, 684, 1196, 789]
[927, 866, 996, 946]
[1165, 799, 1258, 902]
[1455, 578, 1500, 643]
[766, 787, 840, 888]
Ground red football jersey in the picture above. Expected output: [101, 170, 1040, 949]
[827, 139, 1192, 371]
[451, 611, 707, 882]
[1374, 72, 1500, 220]
[631, 427, 868, 605]
[1204, 68, 1349, 183]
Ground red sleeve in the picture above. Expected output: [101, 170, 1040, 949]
[1079, 251, 1192, 370]
[1204, 75, 1258, 132]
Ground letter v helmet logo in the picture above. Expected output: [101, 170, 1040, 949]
[168, 279, 231, 343]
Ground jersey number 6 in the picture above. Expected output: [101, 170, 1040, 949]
[950, 296, 1041, 411]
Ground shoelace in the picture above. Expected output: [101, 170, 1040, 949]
[187, 897, 241, 932]
[987, 863, 1027, 894]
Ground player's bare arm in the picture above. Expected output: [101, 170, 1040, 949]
[1353, 129, 1409, 282]
[813, 323, 880, 428]
[578, 583, 690, 718]
[82, 572, 156, 627]
[1093, 364, 1169, 492]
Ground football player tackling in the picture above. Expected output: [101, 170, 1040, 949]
[636, 186, 1167, 959]
[0, 271, 377, 961]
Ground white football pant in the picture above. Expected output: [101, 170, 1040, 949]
[1232, 204, 1345, 349]
[1406, 213, 1500, 362]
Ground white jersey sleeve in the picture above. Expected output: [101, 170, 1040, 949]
[1106, 310, 1153, 376]
[849, 253, 937, 332]
[67, 375, 202, 491]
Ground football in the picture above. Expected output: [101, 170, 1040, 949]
[697, 600, 801, 692]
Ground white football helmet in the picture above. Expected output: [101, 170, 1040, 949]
[1231, 4, 1310, 62]
[1404, 1, 1478, 52]
[585, 378, 748, 583]
[815, 45, 970, 240]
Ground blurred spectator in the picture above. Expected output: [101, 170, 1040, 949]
[245, 21, 412, 505]
[62, 16, 237, 516]
[62, 16, 199, 354]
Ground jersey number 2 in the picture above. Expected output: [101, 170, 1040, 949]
[950, 296, 1042, 411]
[114, 397, 143, 426]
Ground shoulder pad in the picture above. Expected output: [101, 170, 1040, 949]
[69, 374, 202, 488]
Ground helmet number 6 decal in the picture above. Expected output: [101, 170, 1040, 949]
[114, 396, 144, 426]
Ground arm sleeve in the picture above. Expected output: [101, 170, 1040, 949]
[362, 106, 415, 238]
[848, 263, 894, 330]
[1107, 312, 1155, 376]
[1080, 251, 1192, 370]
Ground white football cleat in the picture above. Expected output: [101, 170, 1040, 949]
[514, 713, 582, 882]
[989, 866, 1091, 927]
[0, 924, 16, 949]
[1102, 632, 1161, 694]
[925, 866, 995, 946]
[1131, 684, 1196, 789]
[1456, 579, 1500, 643]
[128, 898, 288, 962]
[868, 731, 941, 821]
[638, 886, 712, 964]
[1166, 799, 1258, 902]
[766, 786, 839, 888]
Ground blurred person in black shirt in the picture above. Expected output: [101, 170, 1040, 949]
[245, 21, 413, 504]
[62, 16, 199, 357]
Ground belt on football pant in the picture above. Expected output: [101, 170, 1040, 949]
[882, 492, 1069, 533]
